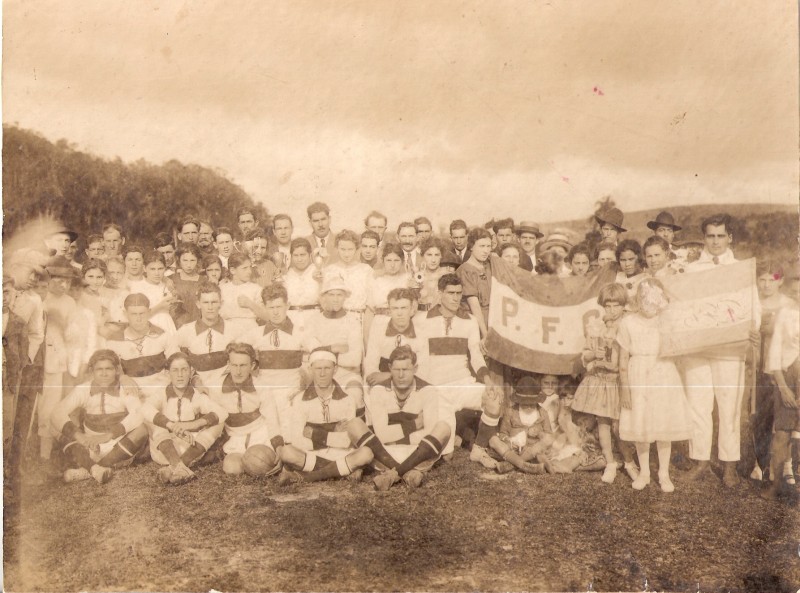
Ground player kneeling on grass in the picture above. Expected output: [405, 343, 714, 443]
[140, 352, 229, 485]
[52, 349, 148, 484]
[210, 343, 285, 478]
[349, 345, 451, 490]
[278, 348, 373, 485]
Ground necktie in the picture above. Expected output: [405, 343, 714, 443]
[406, 254, 412, 272]
[320, 238, 326, 248]
[712, 256, 720, 265]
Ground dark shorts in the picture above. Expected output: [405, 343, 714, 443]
[773, 358, 800, 432]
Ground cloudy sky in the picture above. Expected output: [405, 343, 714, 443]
[4, 1, 798, 232]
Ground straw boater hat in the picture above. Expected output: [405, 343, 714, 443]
[673, 228, 704, 248]
[646, 211, 682, 232]
[320, 272, 351, 296]
[514, 221, 544, 239]
[510, 376, 545, 406]
[594, 207, 627, 232]
[539, 230, 574, 254]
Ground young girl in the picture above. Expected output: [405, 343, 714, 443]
[572, 283, 639, 483]
[140, 352, 228, 485]
[595, 242, 617, 269]
[219, 252, 267, 337]
[643, 236, 676, 278]
[365, 243, 410, 336]
[129, 251, 178, 336]
[79, 258, 110, 345]
[283, 238, 321, 326]
[615, 239, 646, 308]
[202, 254, 226, 285]
[325, 230, 373, 320]
[457, 228, 494, 338]
[171, 242, 204, 328]
[567, 243, 592, 277]
[499, 243, 523, 269]
[618, 279, 691, 492]
[416, 237, 445, 311]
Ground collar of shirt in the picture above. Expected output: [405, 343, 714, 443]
[426, 304, 469, 320]
[124, 323, 164, 340]
[166, 384, 195, 401]
[263, 317, 294, 335]
[89, 382, 121, 397]
[221, 373, 256, 394]
[300, 381, 348, 401]
[385, 320, 416, 338]
[195, 318, 225, 335]
[322, 309, 347, 319]
[697, 249, 736, 265]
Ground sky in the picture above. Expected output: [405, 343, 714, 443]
[3, 1, 799, 233]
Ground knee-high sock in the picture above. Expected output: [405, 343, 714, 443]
[355, 431, 397, 470]
[395, 435, 444, 476]
[63, 441, 93, 470]
[181, 443, 207, 467]
[157, 440, 182, 466]
[474, 412, 500, 449]
[99, 434, 144, 468]
[302, 457, 352, 482]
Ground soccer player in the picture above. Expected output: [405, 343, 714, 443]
[350, 346, 451, 490]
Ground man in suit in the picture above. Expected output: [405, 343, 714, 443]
[447, 219, 470, 264]
[305, 202, 338, 265]
[397, 222, 421, 272]
[515, 221, 544, 273]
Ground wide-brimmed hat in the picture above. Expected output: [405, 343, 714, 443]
[49, 227, 79, 243]
[45, 255, 78, 279]
[515, 221, 544, 238]
[646, 211, 682, 232]
[539, 232, 574, 254]
[673, 228, 704, 247]
[594, 207, 627, 232]
[320, 272, 351, 296]
[511, 376, 545, 406]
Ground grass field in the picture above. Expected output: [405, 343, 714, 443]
[4, 448, 799, 593]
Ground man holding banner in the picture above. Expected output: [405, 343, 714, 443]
[674, 214, 759, 487]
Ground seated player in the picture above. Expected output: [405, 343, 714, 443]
[241, 283, 320, 433]
[51, 350, 148, 483]
[209, 343, 285, 477]
[303, 274, 365, 420]
[140, 352, 228, 485]
[277, 349, 373, 484]
[416, 274, 500, 465]
[170, 282, 242, 388]
[488, 376, 553, 474]
[106, 293, 171, 389]
[349, 346, 451, 490]
[364, 288, 428, 387]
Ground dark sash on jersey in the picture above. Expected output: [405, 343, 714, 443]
[181, 348, 228, 372]
[121, 352, 167, 377]
[387, 410, 419, 445]
[305, 420, 339, 450]
[257, 350, 303, 370]
[226, 410, 262, 428]
[428, 336, 469, 356]
[84, 411, 128, 433]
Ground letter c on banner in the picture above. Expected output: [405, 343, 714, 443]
[501, 296, 518, 327]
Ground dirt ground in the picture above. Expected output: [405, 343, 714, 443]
[4, 449, 799, 593]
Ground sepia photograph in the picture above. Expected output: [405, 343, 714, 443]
[2, 1, 799, 591]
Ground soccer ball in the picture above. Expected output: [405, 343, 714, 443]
[241, 445, 278, 477]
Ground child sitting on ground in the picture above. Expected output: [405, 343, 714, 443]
[537, 407, 606, 474]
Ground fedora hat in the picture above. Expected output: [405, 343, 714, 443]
[515, 221, 544, 238]
[646, 211, 682, 232]
[511, 376, 545, 406]
[594, 207, 627, 232]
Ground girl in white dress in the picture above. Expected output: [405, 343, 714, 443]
[618, 278, 691, 492]
[219, 252, 265, 337]
[129, 251, 177, 336]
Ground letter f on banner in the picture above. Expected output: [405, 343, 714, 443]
[541, 317, 559, 344]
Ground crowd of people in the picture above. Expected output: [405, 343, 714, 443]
[3, 203, 798, 499]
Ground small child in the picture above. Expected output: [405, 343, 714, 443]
[572, 282, 639, 483]
[537, 408, 606, 474]
[618, 279, 691, 492]
[488, 376, 553, 474]
[129, 251, 178, 336]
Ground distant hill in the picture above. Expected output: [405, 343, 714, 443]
[2, 125, 270, 245]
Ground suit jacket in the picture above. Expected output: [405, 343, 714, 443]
[305, 232, 340, 265]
